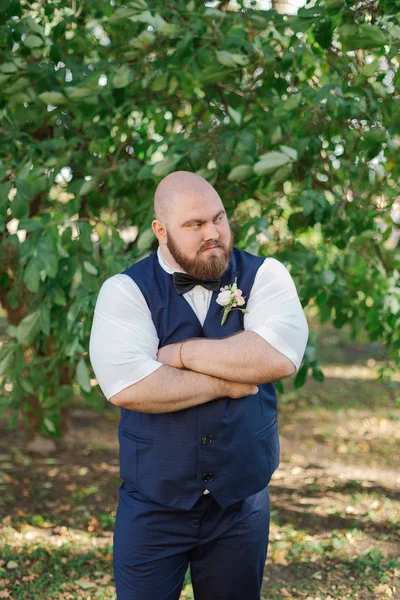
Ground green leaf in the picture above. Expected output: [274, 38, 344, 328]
[38, 91, 67, 105]
[0, 162, 7, 181]
[23, 258, 41, 293]
[294, 364, 308, 388]
[23, 33, 44, 48]
[279, 145, 298, 161]
[325, 0, 344, 8]
[24, 15, 45, 36]
[253, 152, 291, 176]
[20, 378, 35, 394]
[8, 411, 18, 429]
[321, 270, 335, 285]
[152, 155, 183, 177]
[18, 218, 44, 232]
[78, 178, 96, 196]
[15, 178, 31, 200]
[274, 92, 302, 117]
[129, 11, 167, 30]
[312, 368, 325, 382]
[227, 105, 241, 126]
[11, 195, 29, 220]
[216, 51, 237, 67]
[4, 77, 30, 95]
[76, 357, 91, 393]
[137, 227, 155, 253]
[270, 163, 293, 183]
[204, 8, 224, 17]
[0, 181, 11, 208]
[83, 260, 98, 275]
[198, 65, 235, 84]
[0, 62, 18, 74]
[270, 126, 283, 144]
[150, 74, 168, 92]
[231, 53, 249, 66]
[65, 86, 96, 99]
[112, 66, 132, 89]
[76, 579, 97, 590]
[40, 303, 51, 336]
[159, 23, 181, 38]
[43, 417, 56, 433]
[132, 30, 156, 49]
[16, 311, 41, 345]
[227, 165, 253, 182]
[8, 91, 34, 105]
[337, 24, 390, 50]
[109, 7, 141, 22]
[36, 237, 58, 278]
[0, 347, 15, 377]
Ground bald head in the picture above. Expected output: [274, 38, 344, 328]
[154, 171, 220, 225]
[151, 170, 232, 279]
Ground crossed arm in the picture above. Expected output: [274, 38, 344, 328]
[110, 331, 295, 413]
[157, 330, 296, 383]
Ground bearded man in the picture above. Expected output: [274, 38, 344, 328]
[89, 170, 309, 600]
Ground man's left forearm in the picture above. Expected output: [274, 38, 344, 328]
[180, 330, 296, 384]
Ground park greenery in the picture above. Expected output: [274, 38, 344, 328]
[0, 0, 399, 438]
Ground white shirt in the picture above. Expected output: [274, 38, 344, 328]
[89, 245, 309, 400]
[89, 246, 309, 495]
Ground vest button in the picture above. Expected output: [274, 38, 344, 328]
[201, 434, 212, 445]
[202, 472, 213, 483]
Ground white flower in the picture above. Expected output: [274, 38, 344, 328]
[216, 290, 233, 306]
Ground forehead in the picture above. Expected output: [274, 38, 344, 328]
[170, 192, 225, 223]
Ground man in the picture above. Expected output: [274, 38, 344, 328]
[89, 170, 309, 600]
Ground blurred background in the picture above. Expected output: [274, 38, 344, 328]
[0, 0, 399, 598]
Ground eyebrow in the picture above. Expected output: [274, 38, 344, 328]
[181, 210, 226, 227]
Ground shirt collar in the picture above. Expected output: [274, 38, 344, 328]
[157, 245, 187, 275]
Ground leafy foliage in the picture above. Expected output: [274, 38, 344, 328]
[0, 0, 399, 435]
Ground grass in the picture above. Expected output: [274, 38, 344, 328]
[0, 319, 399, 599]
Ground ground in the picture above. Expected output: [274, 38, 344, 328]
[0, 319, 399, 599]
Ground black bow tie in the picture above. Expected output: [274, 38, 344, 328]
[172, 272, 221, 295]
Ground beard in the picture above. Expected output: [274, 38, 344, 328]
[166, 227, 234, 280]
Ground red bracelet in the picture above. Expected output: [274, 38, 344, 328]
[179, 342, 186, 369]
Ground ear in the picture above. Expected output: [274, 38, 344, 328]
[152, 219, 167, 244]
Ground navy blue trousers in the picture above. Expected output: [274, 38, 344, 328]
[113, 481, 271, 599]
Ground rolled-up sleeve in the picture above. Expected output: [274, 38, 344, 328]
[89, 274, 164, 401]
[244, 258, 309, 373]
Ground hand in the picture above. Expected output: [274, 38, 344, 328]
[223, 380, 259, 399]
[157, 342, 185, 369]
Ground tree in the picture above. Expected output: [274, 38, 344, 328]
[0, 0, 399, 438]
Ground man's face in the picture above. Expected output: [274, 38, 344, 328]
[165, 202, 234, 280]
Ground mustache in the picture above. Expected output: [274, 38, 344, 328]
[201, 242, 224, 252]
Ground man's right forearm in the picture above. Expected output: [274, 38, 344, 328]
[109, 364, 228, 413]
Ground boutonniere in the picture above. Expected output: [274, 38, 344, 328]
[216, 277, 248, 325]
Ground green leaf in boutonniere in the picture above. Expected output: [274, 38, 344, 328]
[216, 277, 248, 325]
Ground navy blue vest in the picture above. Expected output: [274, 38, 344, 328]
[118, 247, 280, 510]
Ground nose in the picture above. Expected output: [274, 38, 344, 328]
[203, 221, 220, 242]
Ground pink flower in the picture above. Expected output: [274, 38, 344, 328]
[234, 289, 245, 306]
